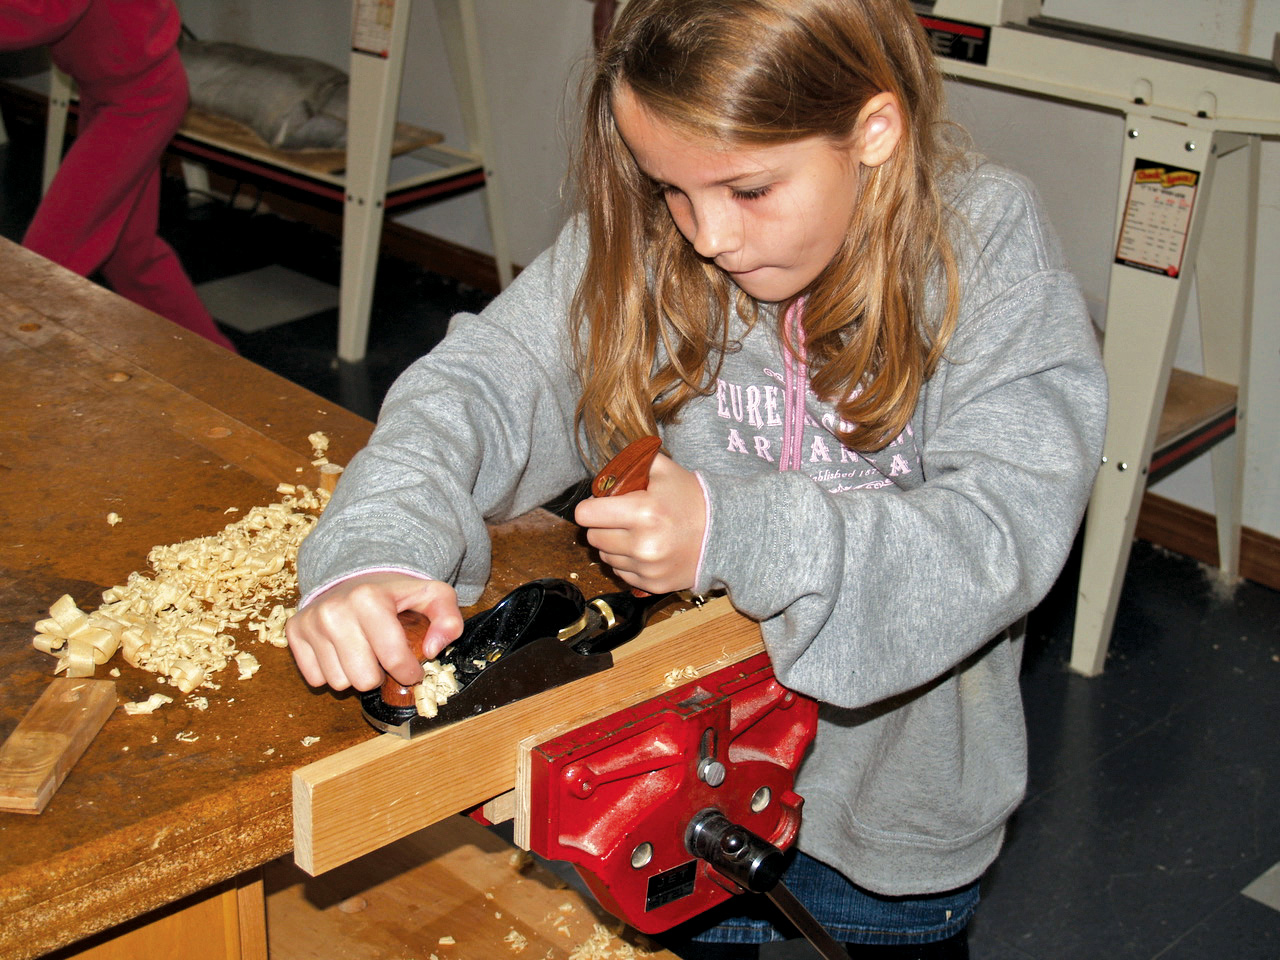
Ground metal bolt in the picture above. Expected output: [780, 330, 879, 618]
[1117, 462, 1129, 472]
[1127, 129, 1139, 138]
[750, 786, 772, 813]
[698, 757, 727, 787]
[631, 842, 654, 869]
[1186, 141, 1197, 151]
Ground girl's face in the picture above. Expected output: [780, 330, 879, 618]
[614, 87, 900, 304]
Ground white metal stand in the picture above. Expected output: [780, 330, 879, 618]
[340, 0, 513, 361]
[921, 2, 1276, 674]
[41, 65, 72, 195]
[1072, 121, 1257, 675]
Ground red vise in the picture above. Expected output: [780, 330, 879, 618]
[523, 653, 817, 933]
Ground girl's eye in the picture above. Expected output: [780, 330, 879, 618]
[731, 185, 772, 201]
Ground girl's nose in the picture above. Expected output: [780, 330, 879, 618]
[689, 202, 740, 260]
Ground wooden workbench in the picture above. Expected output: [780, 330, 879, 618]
[0, 239, 673, 959]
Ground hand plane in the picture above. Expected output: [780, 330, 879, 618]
[360, 437, 672, 738]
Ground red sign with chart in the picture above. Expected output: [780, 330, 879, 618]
[1114, 160, 1199, 278]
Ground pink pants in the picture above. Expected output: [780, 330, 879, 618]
[1, 0, 235, 351]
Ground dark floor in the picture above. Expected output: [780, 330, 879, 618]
[2, 125, 1277, 960]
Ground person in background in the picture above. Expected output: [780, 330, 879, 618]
[0, 0, 235, 351]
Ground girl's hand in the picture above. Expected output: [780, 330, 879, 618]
[575, 452, 706, 594]
[285, 572, 464, 692]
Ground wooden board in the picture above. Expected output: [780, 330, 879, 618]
[180, 108, 443, 176]
[0, 679, 116, 814]
[293, 598, 765, 876]
[1156, 367, 1236, 449]
[265, 816, 676, 960]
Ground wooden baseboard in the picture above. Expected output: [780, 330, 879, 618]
[1137, 492, 1280, 591]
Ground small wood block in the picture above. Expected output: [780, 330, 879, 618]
[0, 678, 116, 815]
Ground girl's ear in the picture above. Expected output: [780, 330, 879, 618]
[854, 92, 904, 168]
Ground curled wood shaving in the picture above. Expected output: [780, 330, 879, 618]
[30, 485, 329, 695]
[504, 929, 529, 952]
[309, 431, 331, 467]
[33, 594, 122, 678]
[413, 660, 460, 718]
[663, 665, 700, 687]
[235, 651, 261, 679]
[123, 693, 173, 715]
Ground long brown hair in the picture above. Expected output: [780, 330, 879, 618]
[571, 0, 962, 462]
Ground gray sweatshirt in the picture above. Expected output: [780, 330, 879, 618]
[298, 162, 1108, 896]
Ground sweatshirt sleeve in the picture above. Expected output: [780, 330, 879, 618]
[297, 223, 592, 606]
[693, 172, 1108, 709]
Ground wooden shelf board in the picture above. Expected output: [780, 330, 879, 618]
[1150, 368, 1238, 484]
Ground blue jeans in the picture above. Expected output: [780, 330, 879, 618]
[666, 850, 979, 946]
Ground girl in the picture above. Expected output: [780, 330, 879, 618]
[286, 0, 1107, 956]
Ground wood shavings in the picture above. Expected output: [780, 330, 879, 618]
[301, 736, 320, 746]
[308, 433, 330, 467]
[186, 697, 209, 711]
[568, 924, 657, 960]
[29, 484, 329, 696]
[413, 660, 460, 718]
[504, 929, 529, 952]
[438, 936, 456, 945]
[123, 693, 173, 715]
[33, 594, 122, 678]
[175, 730, 199, 742]
[107, 512, 122, 526]
[663, 665, 700, 687]
[250, 605, 291, 648]
[568, 925, 618, 960]
[236, 651, 261, 679]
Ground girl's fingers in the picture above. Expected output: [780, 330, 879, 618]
[287, 629, 326, 688]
